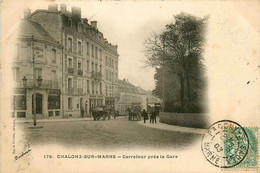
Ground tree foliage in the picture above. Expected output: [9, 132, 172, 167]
[145, 13, 207, 113]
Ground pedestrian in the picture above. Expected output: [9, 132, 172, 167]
[141, 109, 148, 123]
[153, 110, 157, 123]
[151, 109, 156, 123]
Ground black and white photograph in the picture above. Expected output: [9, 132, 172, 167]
[1, 1, 259, 172]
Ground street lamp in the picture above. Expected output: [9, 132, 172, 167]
[30, 35, 43, 128]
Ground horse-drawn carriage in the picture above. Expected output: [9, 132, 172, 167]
[127, 104, 141, 121]
[92, 105, 111, 121]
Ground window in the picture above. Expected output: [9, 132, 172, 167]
[13, 68, 20, 82]
[78, 23, 82, 32]
[115, 60, 118, 69]
[52, 49, 56, 63]
[100, 82, 102, 94]
[68, 78, 72, 89]
[77, 41, 82, 54]
[92, 81, 94, 94]
[95, 47, 98, 59]
[78, 78, 82, 88]
[48, 95, 60, 109]
[68, 58, 73, 68]
[96, 82, 98, 94]
[51, 70, 57, 82]
[112, 59, 114, 68]
[91, 62, 94, 72]
[91, 45, 94, 57]
[87, 42, 89, 55]
[68, 38, 72, 52]
[105, 85, 108, 96]
[100, 65, 102, 74]
[112, 72, 114, 82]
[100, 49, 102, 60]
[109, 58, 111, 67]
[106, 56, 108, 66]
[95, 64, 98, 73]
[87, 80, 90, 93]
[68, 19, 72, 27]
[105, 70, 108, 79]
[68, 98, 72, 109]
[35, 68, 42, 78]
[78, 61, 82, 70]
[86, 60, 89, 72]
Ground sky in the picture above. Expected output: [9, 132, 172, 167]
[26, 1, 209, 91]
[5, 1, 260, 119]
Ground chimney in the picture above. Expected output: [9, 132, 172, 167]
[24, 8, 31, 19]
[83, 18, 88, 24]
[60, 4, 66, 12]
[48, 4, 58, 11]
[91, 21, 97, 29]
[72, 7, 81, 21]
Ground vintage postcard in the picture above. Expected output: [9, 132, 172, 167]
[1, 0, 259, 172]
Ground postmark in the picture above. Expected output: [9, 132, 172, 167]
[201, 120, 249, 168]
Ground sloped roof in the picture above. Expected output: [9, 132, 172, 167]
[18, 19, 57, 43]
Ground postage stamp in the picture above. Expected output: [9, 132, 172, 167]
[201, 120, 251, 168]
[231, 127, 258, 170]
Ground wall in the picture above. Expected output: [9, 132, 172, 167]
[159, 112, 209, 128]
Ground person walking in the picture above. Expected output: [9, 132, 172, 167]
[141, 109, 148, 123]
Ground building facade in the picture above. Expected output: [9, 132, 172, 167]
[12, 4, 119, 119]
[117, 79, 162, 116]
[13, 19, 63, 119]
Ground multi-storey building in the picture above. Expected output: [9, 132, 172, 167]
[12, 4, 119, 119]
[118, 79, 162, 115]
[117, 79, 142, 115]
[13, 17, 63, 119]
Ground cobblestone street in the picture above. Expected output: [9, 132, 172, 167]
[18, 117, 201, 150]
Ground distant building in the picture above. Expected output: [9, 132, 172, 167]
[12, 4, 119, 119]
[117, 79, 161, 115]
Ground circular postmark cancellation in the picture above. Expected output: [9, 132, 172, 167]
[201, 120, 249, 168]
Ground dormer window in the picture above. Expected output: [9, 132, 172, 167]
[68, 19, 72, 27]
[78, 23, 82, 32]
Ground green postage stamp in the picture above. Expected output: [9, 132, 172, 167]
[201, 120, 258, 170]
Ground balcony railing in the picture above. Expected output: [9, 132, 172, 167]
[78, 69, 83, 76]
[78, 88, 83, 95]
[91, 71, 102, 80]
[67, 88, 84, 95]
[68, 68, 74, 74]
[25, 79, 59, 89]
[68, 88, 74, 95]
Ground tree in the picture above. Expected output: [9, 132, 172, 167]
[145, 13, 207, 113]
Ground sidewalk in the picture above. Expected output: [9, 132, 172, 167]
[138, 119, 206, 135]
[16, 117, 92, 123]
[15, 116, 126, 123]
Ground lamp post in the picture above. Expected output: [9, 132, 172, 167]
[31, 35, 43, 127]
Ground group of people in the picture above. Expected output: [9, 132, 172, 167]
[141, 109, 158, 124]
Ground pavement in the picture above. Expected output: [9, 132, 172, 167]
[15, 116, 125, 123]
[17, 118, 201, 149]
[138, 118, 206, 135]
[16, 116, 206, 135]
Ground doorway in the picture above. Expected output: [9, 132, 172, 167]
[32, 93, 43, 114]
